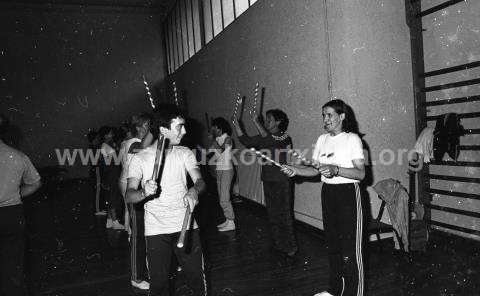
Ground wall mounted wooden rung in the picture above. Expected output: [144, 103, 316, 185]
[417, 0, 466, 17]
[427, 188, 480, 200]
[428, 174, 480, 184]
[429, 161, 480, 167]
[422, 95, 480, 107]
[464, 129, 480, 135]
[459, 145, 480, 151]
[426, 204, 480, 219]
[427, 111, 480, 121]
[421, 61, 480, 78]
[422, 78, 480, 92]
[427, 220, 480, 236]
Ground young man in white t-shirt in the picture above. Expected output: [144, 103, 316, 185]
[126, 105, 206, 296]
[281, 100, 365, 296]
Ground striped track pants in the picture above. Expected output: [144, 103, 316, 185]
[321, 182, 364, 296]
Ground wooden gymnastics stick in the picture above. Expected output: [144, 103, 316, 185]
[250, 148, 282, 168]
[151, 134, 166, 181]
[232, 93, 242, 125]
[205, 112, 211, 131]
[250, 82, 259, 115]
[177, 204, 192, 248]
[142, 75, 156, 109]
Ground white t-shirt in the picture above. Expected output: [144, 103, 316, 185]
[100, 143, 115, 158]
[127, 145, 199, 236]
[312, 132, 364, 184]
[119, 137, 141, 184]
[213, 133, 233, 171]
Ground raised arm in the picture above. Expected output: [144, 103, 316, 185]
[251, 114, 268, 137]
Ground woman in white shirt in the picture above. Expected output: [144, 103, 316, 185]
[209, 117, 235, 232]
[281, 99, 365, 296]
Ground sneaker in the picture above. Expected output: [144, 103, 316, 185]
[131, 280, 150, 290]
[313, 292, 334, 296]
[95, 210, 107, 216]
[217, 220, 228, 228]
[106, 218, 113, 228]
[218, 219, 235, 232]
[112, 220, 125, 230]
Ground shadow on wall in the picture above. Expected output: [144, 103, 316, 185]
[179, 90, 206, 150]
[360, 137, 374, 221]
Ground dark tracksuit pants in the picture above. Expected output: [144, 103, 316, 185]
[0, 205, 27, 296]
[322, 183, 364, 296]
[128, 203, 148, 282]
[263, 181, 297, 255]
[146, 229, 206, 296]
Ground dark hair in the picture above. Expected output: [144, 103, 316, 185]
[266, 109, 289, 132]
[211, 117, 232, 136]
[97, 126, 115, 142]
[151, 104, 184, 131]
[130, 113, 152, 135]
[132, 113, 152, 127]
[87, 129, 98, 143]
[322, 99, 359, 134]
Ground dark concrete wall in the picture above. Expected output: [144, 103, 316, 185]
[1, 5, 166, 177]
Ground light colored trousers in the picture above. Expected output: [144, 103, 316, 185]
[216, 169, 235, 220]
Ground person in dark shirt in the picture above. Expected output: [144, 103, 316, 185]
[233, 109, 298, 258]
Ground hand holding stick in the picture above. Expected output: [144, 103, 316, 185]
[288, 149, 324, 169]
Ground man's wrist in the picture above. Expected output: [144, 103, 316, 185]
[334, 166, 340, 177]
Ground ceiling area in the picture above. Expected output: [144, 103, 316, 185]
[0, 0, 177, 15]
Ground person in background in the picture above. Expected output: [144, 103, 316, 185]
[87, 129, 106, 216]
[98, 126, 124, 230]
[119, 114, 152, 291]
[209, 117, 236, 232]
[0, 114, 42, 296]
[281, 99, 365, 296]
[233, 109, 298, 261]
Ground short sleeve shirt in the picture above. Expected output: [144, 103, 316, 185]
[119, 137, 141, 183]
[213, 133, 233, 171]
[0, 142, 41, 207]
[127, 145, 199, 235]
[312, 132, 364, 184]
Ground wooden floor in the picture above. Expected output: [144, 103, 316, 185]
[23, 178, 480, 296]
